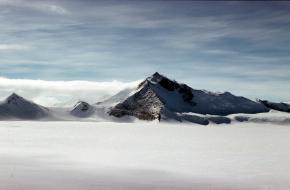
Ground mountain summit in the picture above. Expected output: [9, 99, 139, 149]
[109, 72, 269, 121]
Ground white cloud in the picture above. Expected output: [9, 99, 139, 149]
[30, 3, 68, 15]
[0, 77, 141, 107]
[0, 0, 69, 15]
[0, 44, 29, 51]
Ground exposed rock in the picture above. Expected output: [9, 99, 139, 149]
[70, 101, 94, 118]
[258, 99, 290, 113]
[109, 81, 163, 120]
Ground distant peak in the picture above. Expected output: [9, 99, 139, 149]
[75, 101, 89, 105]
[73, 101, 91, 111]
[9, 92, 20, 98]
[152, 72, 161, 78]
[152, 72, 165, 79]
[148, 72, 167, 83]
[5, 93, 25, 104]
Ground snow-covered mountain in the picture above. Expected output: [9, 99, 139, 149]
[0, 93, 50, 119]
[109, 72, 269, 122]
[258, 100, 290, 113]
[0, 73, 281, 125]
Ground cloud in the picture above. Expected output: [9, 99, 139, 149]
[0, 44, 30, 51]
[0, 1, 289, 102]
[0, 0, 69, 15]
[26, 2, 68, 15]
[0, 77, 141, 107]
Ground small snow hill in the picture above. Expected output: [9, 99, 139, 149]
[109, 72, 269, 121]
[0, 93, 50, 119]
[70, 101, 95, 117]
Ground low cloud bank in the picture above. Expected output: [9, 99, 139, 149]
[0, 77, 141, 107]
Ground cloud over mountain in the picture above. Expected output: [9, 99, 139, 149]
[0, 77, 140, 107]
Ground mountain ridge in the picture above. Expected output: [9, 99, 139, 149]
[1, 73, 289, 125]
[109, 72, 269, 121]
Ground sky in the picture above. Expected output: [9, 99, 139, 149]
[0, 0, 289, 105]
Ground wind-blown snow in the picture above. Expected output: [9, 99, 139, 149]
[0, 77, 140, 107]
[0, 121, 290, 190]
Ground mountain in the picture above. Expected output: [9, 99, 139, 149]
[108, 72, 269, 122]
[258, 100, 290, 113]
[0, 93, 49, 119]
[70, 101, 95, 117]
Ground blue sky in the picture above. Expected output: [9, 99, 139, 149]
[0, 0, 289, 102]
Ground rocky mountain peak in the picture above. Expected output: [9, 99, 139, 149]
[109, 73, 269, 122]
[73, 101, 90, 111]
[6, 93, 26, 105]
[71, 101, 94, 117]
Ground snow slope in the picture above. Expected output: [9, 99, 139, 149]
[109, 72, 269, 121]
[0, 121, 290, 190]
[96, 87, 136, 108]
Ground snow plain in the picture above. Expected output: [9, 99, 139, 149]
[0, 121, 290, 190]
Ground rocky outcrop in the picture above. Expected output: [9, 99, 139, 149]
[70, 101, 95, 117]
[258, 100, 290, 113]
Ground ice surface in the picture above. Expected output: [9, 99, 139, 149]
[0, 121, 290, 190]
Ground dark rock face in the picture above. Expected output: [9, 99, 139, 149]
[159, 79, 194, 103]
[109, 82, 163, 120]
[80, 102, 89, 111]
[180, 114, 209, 125]
[7, 93, 21, 104]
[178, 84, 194, 104]
[258, 100, 290, 113]
[234, 116, 250, 122]
[207, 116, 231, 124]
[151, 72, 194, 103]
[159, 78, 178, 91]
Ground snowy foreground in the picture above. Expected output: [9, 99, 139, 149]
[0, 121, 290, 190]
